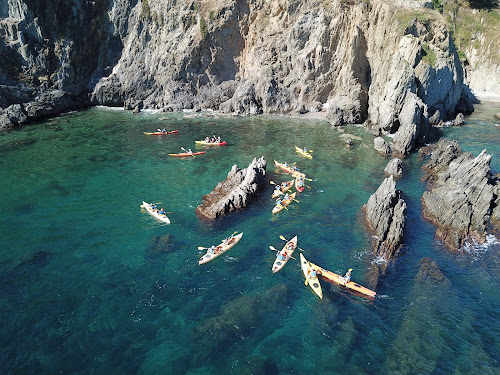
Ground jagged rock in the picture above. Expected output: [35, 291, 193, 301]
[454, 112, 465, 125]
[384, 157, 403, 178]
[421, 138, 463, 182]
[364, 175, 406, 261]
[24, 90, 77, 119]
[0, 104, 28, 129]
[374, 136, 392, 155]
[392, 94, 429, 155]
[326, 95, 364, 127]
[422, 148, 498, 251]
[429, 109, 442, 126]
[195, 157, 266, 220]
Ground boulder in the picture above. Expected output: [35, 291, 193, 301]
[364, 175, 406, 261]
[195, 157, 267, 220]
[422, 148, 497, 250]
[0, 104, 28, 129]
[374, 136, 392, 155]
[421, 138, 463, 182]
[495, 113, 500, 120]
[392, 94, 429, 155]
[384, 157, 403, 178]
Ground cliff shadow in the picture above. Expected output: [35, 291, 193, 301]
[467, 0, 498, 9]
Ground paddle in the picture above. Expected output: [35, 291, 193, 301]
[269, 245, 296, 260]
[279, 235, 305, 252]
[181, 147, 195, 157]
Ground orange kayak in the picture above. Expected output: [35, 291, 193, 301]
[274, 160, 305, 177]
[308, 261, 376, 299]
[169, 151, 206, 157]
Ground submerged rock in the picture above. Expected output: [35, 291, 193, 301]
[195, 157, 266, 220]
[364, 175, 406, 263]
[421, 141, 500, 251]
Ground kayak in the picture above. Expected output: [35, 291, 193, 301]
[295, 146, 313, 159]
[169, 151, 206, 157]
[272, 235, 297, 273]
[274, 160, 305, 177]
[199, 232, 244, 265]
[143, 130, 179, 135]
[195, 140, 228, 146]
[300, 253, 323, 299]
[271, 180, 294, 199]
[295, 175, 305, 193]
[272, 192, 296, 214]
[141, 201, 170, 224]
[308, 261, 376, 299]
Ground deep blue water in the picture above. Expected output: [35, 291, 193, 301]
[0, 104, 499, 374]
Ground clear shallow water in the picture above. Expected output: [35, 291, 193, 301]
[0, 105, 499, 374]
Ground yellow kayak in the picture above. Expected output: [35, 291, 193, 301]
[274, 160, 305, 178]
[272, 192, 296, 214]
[295, 146, 312, 159]
[300, 253, 323, 299]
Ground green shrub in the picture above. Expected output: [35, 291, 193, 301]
[209, 10, 215, 22]
[200, 16, 208, 39]
[422, 43, 437, 66]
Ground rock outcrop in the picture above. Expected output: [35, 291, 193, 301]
[364, 175, 407, 262]
[374, 136, 392, 155]
[421, 139, 500, 250]
[195, 156, 266, 220]
[384, 157, 403, 178]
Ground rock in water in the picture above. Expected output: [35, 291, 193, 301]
[364, 175, 406, 261]
[384, 157, 403, 178]
[422, 146, 497, 251]
[195, 157, 266, 220]
[374, 136, 392, 155]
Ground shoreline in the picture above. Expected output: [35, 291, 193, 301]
[473, 91, 500, 103]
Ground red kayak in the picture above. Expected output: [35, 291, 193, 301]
[169, 151, 206, 157]
[143, 130, 179, 135]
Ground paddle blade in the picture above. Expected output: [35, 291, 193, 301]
[197, 246, 207, 250]
[304, 278, 308, 286]
[269, 245, 277, 251]
[279, 235, 287, 241]
[269, 181, 276, 185]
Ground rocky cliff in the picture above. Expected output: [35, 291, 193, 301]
[0, 0, 480, 154]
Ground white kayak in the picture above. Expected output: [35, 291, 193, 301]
[141, 201, 170, 224]
[272, 235, 297, 273]
[199, 232, 244, 265]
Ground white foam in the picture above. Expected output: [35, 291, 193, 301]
[462, 234, 500, 260]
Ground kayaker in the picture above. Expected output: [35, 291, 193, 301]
[159, 208, 166, 215]
[284, 162, 289, 167]
[343, 269, 353, 284]
[310, 268, 317, 278]
[303, 147, 307, 152]
[217, 136, 221, 143]
[150, 203, 157, 210]
[284, 193, 289, 201]
[204, 136, 210, 142]
[187, 149, 193, 155]
[276, 198, 283, 206]
[208, 246, 216, 254]
[161, 128, 167, 133]
[298, 177, 304, 187]
[275, 185, 281, 192]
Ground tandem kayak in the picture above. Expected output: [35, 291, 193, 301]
[274, 160, 305, 177]
[271, 180, 294, 199]
[308, 261, 376, 299]
[169, 151, 207, 157]
[300, 253, 323, 299]
[295, 175, 305, 193]
[295, 146, 313, 159]
[195, 140, 228, 146]
[272, 235, 297, 273]
[272, 192, 296, 214]
[199, 232, 244, 265]
[141, 201, 170, 224]
[143, 130, 179, 135]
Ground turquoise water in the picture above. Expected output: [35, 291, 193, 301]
[1, 105, 499, 374]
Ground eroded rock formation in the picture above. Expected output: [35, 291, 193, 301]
[364, 175, 407, 263]
[421, 139, 500, 250]
[195, 156, 266, 220]
[0, 0, 477, 152]
[384, 157, 403, 178]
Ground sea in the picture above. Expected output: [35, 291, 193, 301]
[0, 103, 499, 374]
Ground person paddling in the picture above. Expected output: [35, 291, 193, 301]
[159, 208, 166, 216]
[343, 268, 353, 285]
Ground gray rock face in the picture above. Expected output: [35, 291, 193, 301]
[195, 157, 266, 220]
[364, 175, 406, 261]
[421, 141, 499, 250]
[384, 157, 403, 178]
[374, 136, 392, 155]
